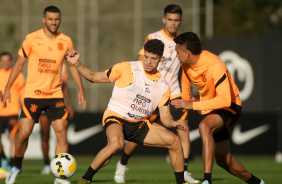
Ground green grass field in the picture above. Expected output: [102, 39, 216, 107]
[3, 155, 281, 184]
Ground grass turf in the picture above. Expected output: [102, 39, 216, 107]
[3, 155, 281, 184]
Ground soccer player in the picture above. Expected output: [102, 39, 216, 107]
[0, 52, 25, 178]
[66, 39, 187, 184]
[40, 64, 74, 175]
[114, 4, 199, 184]
[2, 6, 86, 184]
[171, 32, 265, 184]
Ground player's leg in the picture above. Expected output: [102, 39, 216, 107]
[114, 141, 138, 183]
[171, 102, 200, 184]
[6, 117, 36, 184]
[77, 123, 125, 184]
[143, 123, 185, 184]
[198, 113, 223, 184]
[39, 114, 51, 174]
[6, 117, 18, 171]
[215, 140, 264, 184]
[51, 119, 68, 154]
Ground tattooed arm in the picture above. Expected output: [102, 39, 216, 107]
[66, 50, 110, 83]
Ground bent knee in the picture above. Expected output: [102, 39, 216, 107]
[168, 135, 182, 150]
[108, 140, 124, 154]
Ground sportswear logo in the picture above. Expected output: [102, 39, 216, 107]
[67, 124, 103, 144]
[30, 104, 38, 113]
[232, 124, 270, 145]
[35, 90, 41, 95]
[145, 83, 151, 86]
[56, 101, 66, 108]
[57, 42, 64, 50]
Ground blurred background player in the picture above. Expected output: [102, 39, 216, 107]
[114, 4, 199, 184]
[40, 63, 74, 175]
[0, 52, 25, 178]
[172, 32, 265, 184]
[2, 6, 86, 184]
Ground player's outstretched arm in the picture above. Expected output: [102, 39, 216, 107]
[66, 50, 111, 84]
[159, 105, 186, 131]
[2, 55, 26, 108]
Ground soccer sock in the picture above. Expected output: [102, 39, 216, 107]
[82, 165, 97, 181]
[14, 156, 23, 169]
[184, 158, 189, 171]
[9, 157, 15, 167]
[0, 151, 7, 159]
[120, 150, 131, 165]
[174, 171, 185, 184]
[43, 156, 50, 165]
[246, 174, 261, 184]
[204, 173, 212, 184]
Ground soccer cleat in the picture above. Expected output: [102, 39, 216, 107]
[114, 160, 128, 183]
[41, 164, 51, 174]
[76, 178, 91, 184]
[5, 166, 21, 184]
[202, 180, 210, 184]
[260, 180, 265, 184]
[0, 167, 9, 179]
[184, 171, 200, 183]
[54, 178, 71, 184]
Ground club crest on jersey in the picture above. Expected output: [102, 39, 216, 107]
[57, 42, 64, 50]
[30, 104, 38, 113]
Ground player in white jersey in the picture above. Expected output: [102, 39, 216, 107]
[114, 4, 200, 184]
[66, 39, 188, 184]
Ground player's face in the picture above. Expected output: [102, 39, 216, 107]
[175, 44, 189, 65]
[163, 13, 182, 35]
[0, 55, 12, 70]
[143, 51, 163, 74]
[42, 12, 61, 34]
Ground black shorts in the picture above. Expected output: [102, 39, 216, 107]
[20, 98, 68, 123]
[205, 102, 242, 143]
[103, 116, 151, 145]
[0, 115, 19, 134]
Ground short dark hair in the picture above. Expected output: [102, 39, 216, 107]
[174, 32, 201, 55]
[43, 6, 61, 16]
[144, 39, 164, 57]
[0, 51, 12, 60]
[164, 4, 182, 17]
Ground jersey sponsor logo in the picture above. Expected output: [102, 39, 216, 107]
[145, 87, 150, 93]
[67, 124, 103, 144]
[37, 43, 44, 46]
[127, 112, 143, 120]
[39, 59, 56, 63]
[57, 42, 64, 50]
[35, 90, 41, 95]
[56, 101, 66, 108]
[38, 59, 59, 74]
[30, 104, 38, 113]
[136, 94, 151, 103]
[232, 124, 270, 145]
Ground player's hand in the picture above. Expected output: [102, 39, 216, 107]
[171, 99, 193, 109]
[170, 120, 187, 132]
[77, 91, 86, 110]
[2, 90, 11, 108]
[65, 50, 81, 65]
